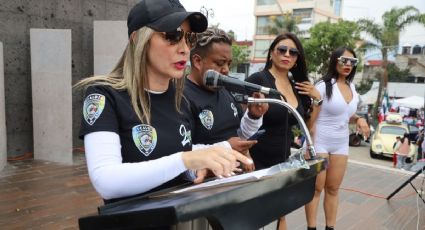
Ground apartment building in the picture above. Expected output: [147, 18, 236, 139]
[396, 44, 425, 83]
[252, 0, 343, 63]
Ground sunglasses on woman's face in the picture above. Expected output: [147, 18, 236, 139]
[276, 45, 299, 57]
[337, 56, 358, 67]
[163, 27, 197, 48]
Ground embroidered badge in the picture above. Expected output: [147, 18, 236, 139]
[231, 103, 238, 117]
[179, 124, 192, 146]
[132, 124, 158, 157]
[199, 109, 214, 130]
[83, 93, 106, 125]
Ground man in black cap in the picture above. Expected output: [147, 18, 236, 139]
[184, 27, 269, 175]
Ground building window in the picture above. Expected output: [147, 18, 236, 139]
[254, 39, 272, 59]
[412, 45, 421, 55]
[256, 16, 269, 35]
[333, 0, 342, 16]
[293, 8, 312, 23]
[257, 16, 284, 35]
[257, 0, 276, 5]
[402, 46, 411, 55]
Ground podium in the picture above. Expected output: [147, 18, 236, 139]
[79, 158, 325, 230]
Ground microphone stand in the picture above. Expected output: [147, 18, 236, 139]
[243, 96, 317, 160]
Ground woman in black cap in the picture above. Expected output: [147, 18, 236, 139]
[76, 0, 252, 204]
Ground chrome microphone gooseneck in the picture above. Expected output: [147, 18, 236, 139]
[246, 97, 317, 159]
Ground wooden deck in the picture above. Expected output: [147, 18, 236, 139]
[0, 152, 424, 230]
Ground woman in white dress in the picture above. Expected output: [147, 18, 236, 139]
[302, 47, 370, 230]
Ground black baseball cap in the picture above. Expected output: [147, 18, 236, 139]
[127, 0, 208, 37]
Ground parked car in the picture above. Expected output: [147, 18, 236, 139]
[370, 113, 417, 160]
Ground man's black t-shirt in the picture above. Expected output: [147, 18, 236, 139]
[79, 84, 193, 201]
[183, 79, 243, 145]
[245, 70, 305, 169]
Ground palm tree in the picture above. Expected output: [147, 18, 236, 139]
[357, 6, 424, 114]
[268, 13, 301, 35]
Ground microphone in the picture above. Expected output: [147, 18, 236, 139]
[203, 70, 281, 96]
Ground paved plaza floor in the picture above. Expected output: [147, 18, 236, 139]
[0, 151, 424, 230]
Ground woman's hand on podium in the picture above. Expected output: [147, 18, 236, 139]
[182, 146, 253, 179]
[241, 151, 255, 172]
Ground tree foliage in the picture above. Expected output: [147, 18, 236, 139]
[356, 6, 424, 117]
[268, 13, 301, 35]
[356, 79, 374, 95]
[303, 20, 360, 75]
[387, 63, 411, 82]
[227, 30, 236, 41]
[225, 29, 250, 69]
[231, 44, 250, 69]
[357, 6, 423, 66]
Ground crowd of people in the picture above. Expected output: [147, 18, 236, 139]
[75, 0, 371, 229]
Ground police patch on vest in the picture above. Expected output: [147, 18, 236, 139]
[231, 103, 238, 117]
[199, 109, 214, 130]
[132, 124, 158, 156]
[83, 93, 106, 125]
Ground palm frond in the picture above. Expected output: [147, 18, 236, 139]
[357, 19, 382, 41]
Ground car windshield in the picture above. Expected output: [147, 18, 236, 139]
[380, 126, 406, 135]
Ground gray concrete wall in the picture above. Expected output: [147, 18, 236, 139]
[30, 29, 72, 164]
[94, 21, 127, 75]
[0, 42, 6, 171]
[0, 0, 137, 158]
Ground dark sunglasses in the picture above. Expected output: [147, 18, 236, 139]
[276, 45, 299, 57]
[163, 27, 197, 48]
[337, 56, 358, 67]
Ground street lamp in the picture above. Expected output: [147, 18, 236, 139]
[200, 6, 214, 21]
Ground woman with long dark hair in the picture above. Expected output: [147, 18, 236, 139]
[304, 47, 370, 230]
[245, 32, 319, 230]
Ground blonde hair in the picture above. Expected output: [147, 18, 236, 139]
[75, 27, 185, 124]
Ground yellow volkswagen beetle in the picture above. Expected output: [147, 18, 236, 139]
[370, 113, 417, 160]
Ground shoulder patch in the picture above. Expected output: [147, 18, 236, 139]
[199, 109, 214, 130]
[83, 93, 106, 125]
[231, 103, 238, 117]
[132, 124, 158, 157]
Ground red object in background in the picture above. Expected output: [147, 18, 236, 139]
[378, 112, 385, 123]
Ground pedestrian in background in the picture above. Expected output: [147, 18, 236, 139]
[393, 136, 401, 167]
[395, 133, 411, 169]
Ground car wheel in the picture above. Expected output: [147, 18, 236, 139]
[370, 149, 378, 159]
